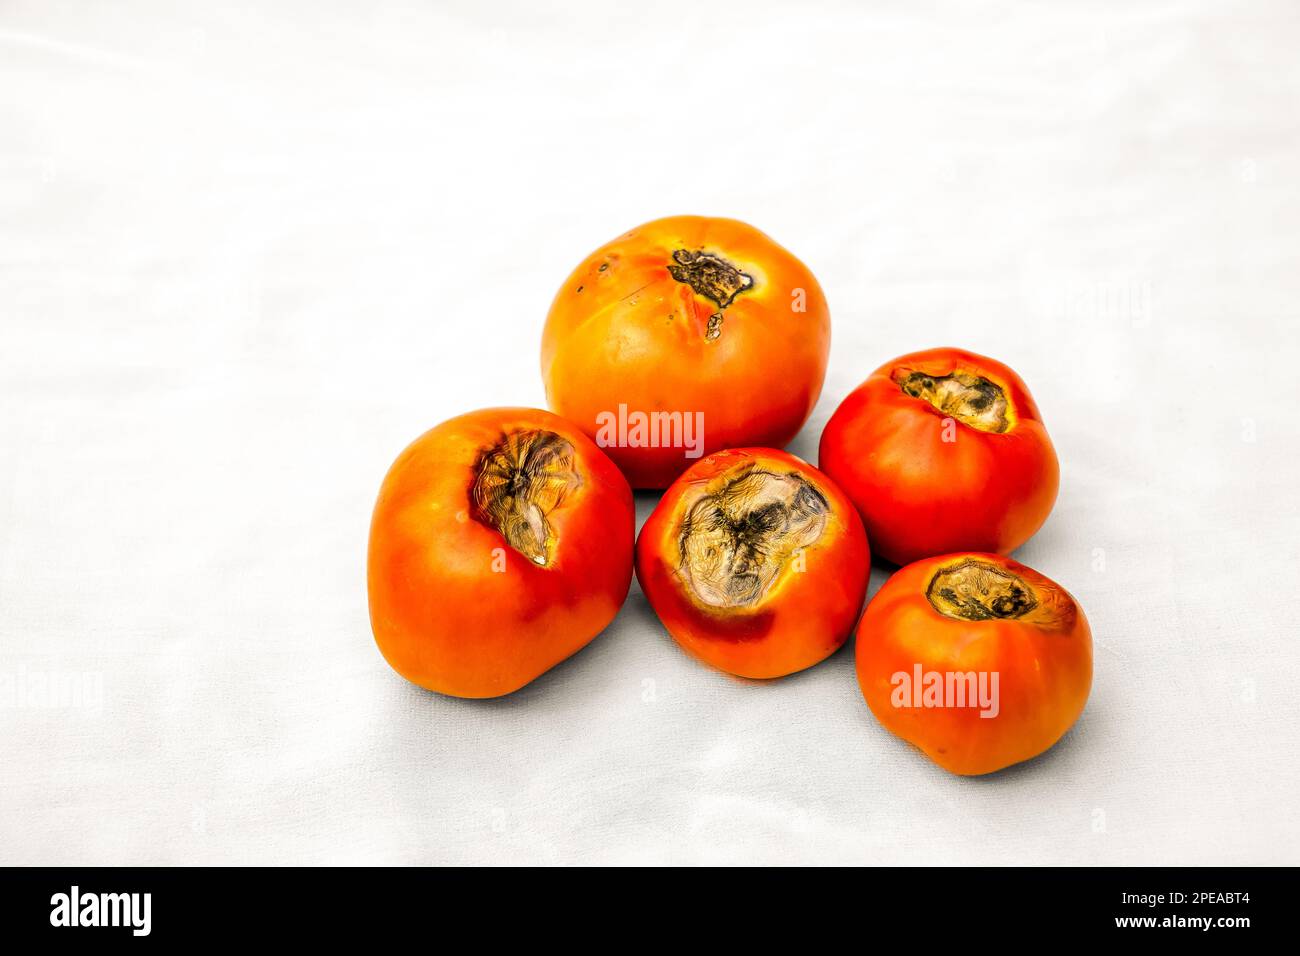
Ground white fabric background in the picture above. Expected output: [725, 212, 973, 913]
[2, 0, 1297, 865]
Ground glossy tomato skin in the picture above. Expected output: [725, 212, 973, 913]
[819, 347, 1059, 566]
[636, 448, 869, 679]
[856, 553, 1092, 775]
[367, 407, 634, 698]
[542, 216, 831, 489]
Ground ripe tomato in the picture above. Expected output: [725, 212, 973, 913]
[367, 407, 634, 698]
[819, 347, 1059, 565]
[636, 448, 869, 679]
[541, 215, 831, 489]
[856, 552, 1092, 775]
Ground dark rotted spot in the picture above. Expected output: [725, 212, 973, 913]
[927, 560, 1038, 621]
[677, 464, 828, 609]
[667, 249, 754, 310]
[470, 429, 582, 567]
[893, 368, 1011, 433]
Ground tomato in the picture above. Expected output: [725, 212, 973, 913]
[367, 407, 634, 698]
[635, 448, 869, 679]
[856, 552, 1091, 775]
[819, 347, 1059, 565]
[541, 215, 831, 489]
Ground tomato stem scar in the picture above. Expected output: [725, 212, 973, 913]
[667, 249, 753, 341]
[471, 430, 582, 566]
[894, 369, 1011, 433]
[677, 463, 827, 607]
[927, 559, 1038, 621]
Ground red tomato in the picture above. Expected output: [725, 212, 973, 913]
[819, 347, 1059, 565]
[856, 552, 1092, 775]
[541, 216, 831, 489]
[635, 448, 870, 679]
[367, 407, 634, 698]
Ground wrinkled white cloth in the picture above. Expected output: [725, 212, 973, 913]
[2, 0, 1297, 865]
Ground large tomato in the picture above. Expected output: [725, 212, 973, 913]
[367, 407, 634, 698]
[819, 347, 1059, 565]
[636, 448, 869, 679]
[541, 215, 831, 489]
[856, 552, 1092, 775]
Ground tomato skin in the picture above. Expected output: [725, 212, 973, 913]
[819, 347, 1059, 566]
[635, 448, 870, 680]
[541, 216, 831, 489]
[367, 407, 634, 698]
[856, 553, 1092, 775]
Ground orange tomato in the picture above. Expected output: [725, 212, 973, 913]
[636, 448, 869, 679]
[367, 407, 634, 698]
[819, 347, 1059, 566]
[541, 215, 831, 489]
[856, 552, 1091, 775]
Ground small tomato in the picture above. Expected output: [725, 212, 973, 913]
[856, 552, 1092, 775]
[636, 448, 870, 679]
[367, 407, 634, 698]
[541, 215, 831, 488]
[819, 347, 1059, 565]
